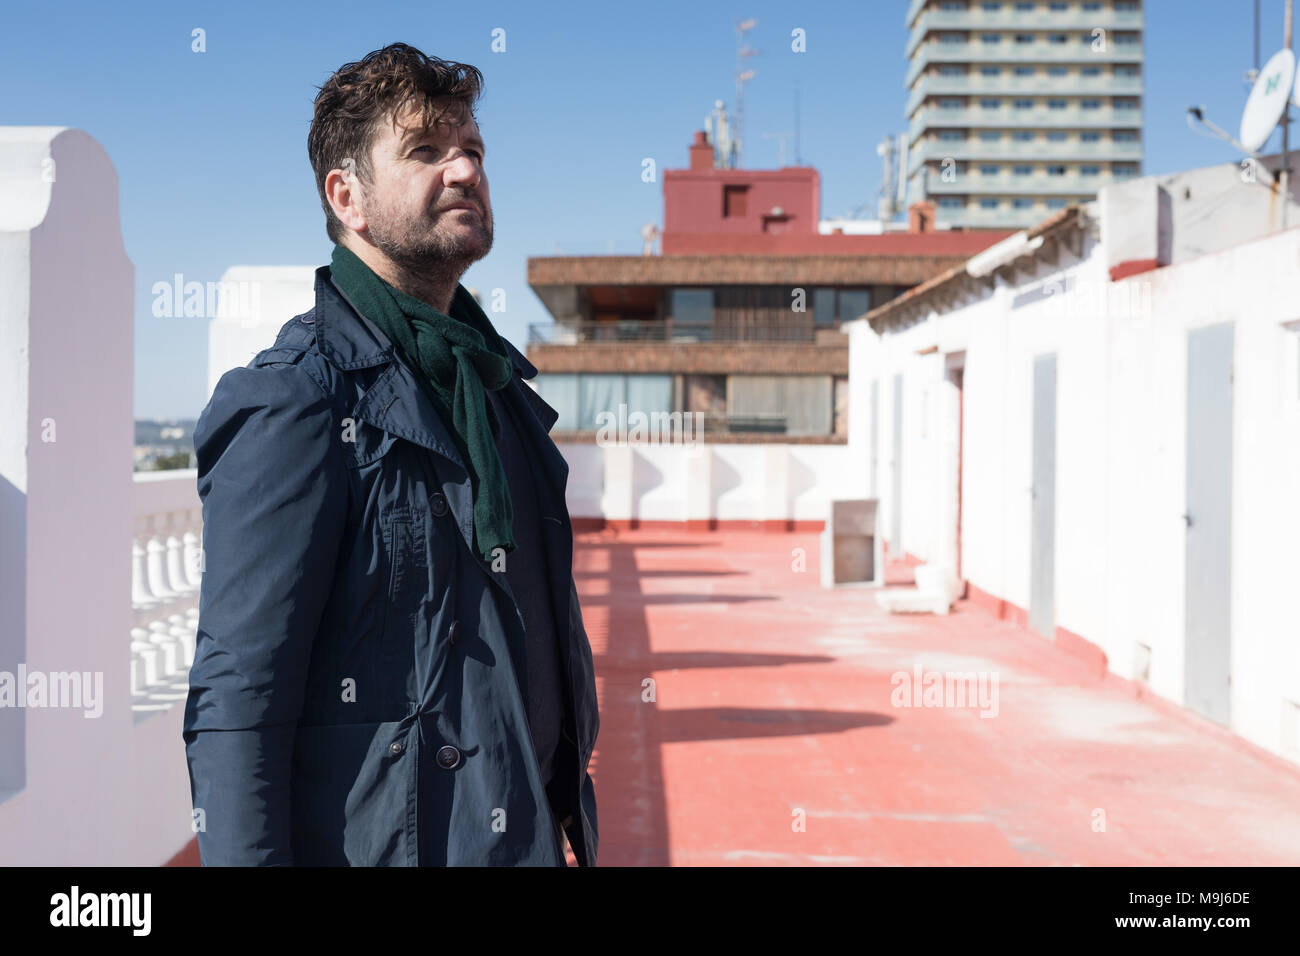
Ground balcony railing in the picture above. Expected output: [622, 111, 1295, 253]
[907, 42, 1143, 86]
[925, 172, 1119, 194]
[907, 137, 1142, 174]
[131, 469, 202, 717]
[907, 73, 1143, 118]
[910, 105, 1141, 142]
[529, 319, 842, 345]
[907, 9, 1145, 57]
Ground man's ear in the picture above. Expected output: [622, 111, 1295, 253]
[325, 158, 367, 234]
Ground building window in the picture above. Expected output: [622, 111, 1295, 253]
[723, 184, 749, 217]
[939, 33, 965, 44]
[1014, 165, 1033, 175]
[939, 130, 967, 141]
[1113, 166, 1138, 177]
[1081, 66, 1102, 76]
[1083, 1, 1102, 9]
[981, 33, 1002, 43]
[1116, 65, 1140, 76]
[1049, 1, 1068, 9]
[982, 1, 1002, 9]
[1081, 165, 1100, 175]
[980, 130, 1002, 141]
[1116, 1, 1139, 9]
[1014, 66, 1035, 76]
[1015, 1, 1035, 9]
[1013, 198, 1034, 209]
[838, 290, 871, 323]
[1013, 130, 1035, 141]
[814, 288, 870, 324]
[1046, 131, 1068, 141]
[1114, 98, 1139, 109]
[982, 66, 1002, 76]
[980, 164, 1001, 175]
[980, 198, 1000, 209]
[939, 65, 967, 75]
[1015, 33, 1035, 44]
[669, 288, 713, 329]
[981, 98, 1002, 109]
[730, 375, 834, 436]
[940, 1, 967, 8]
[938, 197, 964, 209]
[1115, 33, 1140, 44]
[1080, 131, 1101, 142]
[1049, 33, 1069, 44]
[939, 98, 964, 108]
[1048, 99, 1067, 110]
[1081, 99, 1101, 109]
[1047, 65, 1068, 76]
[535, 374, 672, 432]
[813, 288, 837, 325]
[1047, 165, 1066, 176]
[1046, 198, 1067, 209]
[1113, 131, 1137, 142]
[1014, 98, 1034, 109]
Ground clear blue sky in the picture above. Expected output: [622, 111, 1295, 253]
[0, 0, 1286, 419]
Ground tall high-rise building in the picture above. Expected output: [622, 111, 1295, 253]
[904, 0, 1144, 228]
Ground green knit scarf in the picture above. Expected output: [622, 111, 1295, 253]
[329, 242, 514, 561]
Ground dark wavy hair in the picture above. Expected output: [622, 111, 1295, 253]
[308, 43, 484, 243]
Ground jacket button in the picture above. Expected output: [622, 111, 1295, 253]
[390, 741, 404, 755]
[430, 492, 448, 517]
[436, 745, 461, 769]
[448, 620, 459, 644]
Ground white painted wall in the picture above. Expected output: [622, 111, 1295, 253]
[561, 440, 853, 525]
[0, 128, 194, 864]
[206, 265, 317, 400]
[846, 178, 1300, 765]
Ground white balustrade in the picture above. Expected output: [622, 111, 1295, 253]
[131, 470, 202, 711]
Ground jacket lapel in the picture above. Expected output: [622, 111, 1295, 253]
[315, 266, 572, 589]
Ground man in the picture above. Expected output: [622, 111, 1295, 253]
[182, 43, 599, 866]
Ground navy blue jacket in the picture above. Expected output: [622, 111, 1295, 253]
[182, 266, 599, 866]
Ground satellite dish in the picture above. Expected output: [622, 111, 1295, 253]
[1240, 48, 1296, 153]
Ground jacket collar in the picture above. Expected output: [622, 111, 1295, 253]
[312, 265, 536, 378]
[310, 264, 558, 461]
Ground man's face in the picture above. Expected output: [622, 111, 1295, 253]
[354, 97, 493, 276]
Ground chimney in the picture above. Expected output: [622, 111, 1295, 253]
[908, 200, 937, 234]
[688, 130, 714, 171]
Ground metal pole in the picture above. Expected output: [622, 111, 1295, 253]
[1284, 0, 1293, 229]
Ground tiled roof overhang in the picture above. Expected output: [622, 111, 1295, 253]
[860, 206, 1088, 335]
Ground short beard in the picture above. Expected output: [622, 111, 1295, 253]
[364, 195, 494, 295]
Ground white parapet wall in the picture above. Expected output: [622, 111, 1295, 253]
[557, 440, 856, 527]
[0, 127, 195, 864]
[206, 265, 318, 401]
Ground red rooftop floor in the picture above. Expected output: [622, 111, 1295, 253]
[574, 527, 1300, 866]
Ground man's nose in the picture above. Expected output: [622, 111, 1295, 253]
[445, 151, 482, 189]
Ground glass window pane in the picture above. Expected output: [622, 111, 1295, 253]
[838, 289, 871, 322]
[578, 374, 626, 430]
[534, 374, 579, 431]
[813, 288, 837, 324]
[625, 375, 673, 421]
[669, 288, 713, 325]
